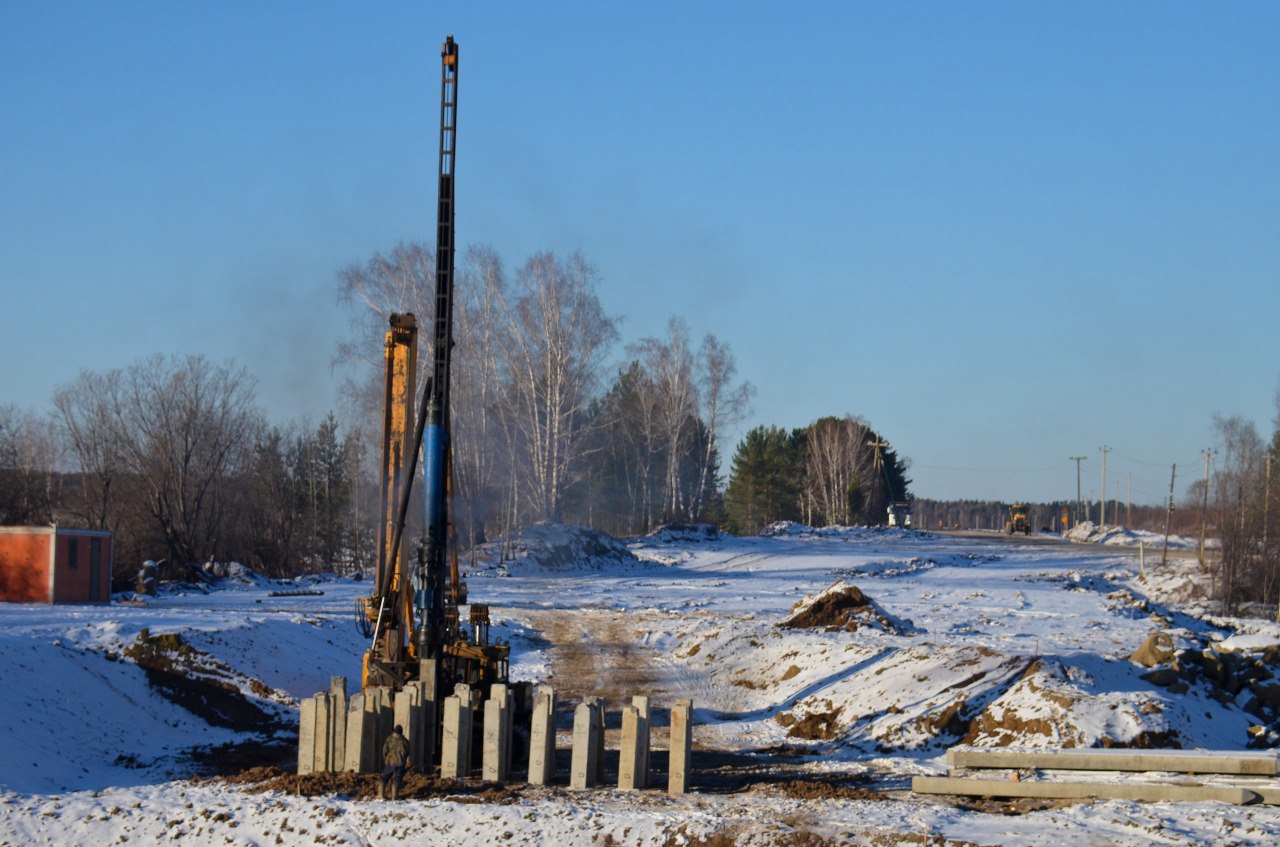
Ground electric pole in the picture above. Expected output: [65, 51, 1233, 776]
[1069, 456, 1087, 527]
[866, 436, 889, 526]
[1099, 445, 1111, 526]
[1127, 470, 1132, 527]
[1199, 448, 1214, 566]
[1162, 463, 1176, 568]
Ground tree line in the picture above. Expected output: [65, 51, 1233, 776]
[722, 416, 911, 535]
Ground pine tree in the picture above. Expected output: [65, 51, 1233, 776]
[724, 425, 802, 534]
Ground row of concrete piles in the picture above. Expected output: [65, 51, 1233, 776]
[298, 676, 693, 794]
[297, 676, 434, 776]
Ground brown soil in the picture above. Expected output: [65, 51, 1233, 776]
[526, 609, 660, 705]
[212, 766, 522, 803]
[782, 708, 842, 740]
[779, 585, 870, 630]
[1095, 730, 1182, 749]
[124, 630, 283, 733]
[764, 779, 886, 801]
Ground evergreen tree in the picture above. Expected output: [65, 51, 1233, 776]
[724, 425, 802, 534]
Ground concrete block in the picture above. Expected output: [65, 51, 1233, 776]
[583, 695, 605, 783]
[668, 699, 693, 795]
[360, 691, 382, 772]
[912, 775, 1259, 805]
[528, 686, 557, 785]
[298, 696, 317, 775]
[617, 705, 644, 790]
[946, 747, 1280, 776]
[407, 679, 436, 771]
[328, 693, 346, 771]
[441, 693, 473, 779]
[482, 694, 512, 782]
[374, 686, 394, 753]
[329, 675, 347, 700]
[570, 702, 602, 789]
[313, 695, 332, 772]
[343, 694, 367, 772]
[394, 689, 418, 767]
[632, 695, 650, 789]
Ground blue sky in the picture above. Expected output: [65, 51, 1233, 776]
[2, 2, 1277, 504]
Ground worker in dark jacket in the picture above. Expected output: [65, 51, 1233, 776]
[378, 724, 412, 800]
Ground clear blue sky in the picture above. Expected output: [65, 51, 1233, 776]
[2, 2, 1277, 505]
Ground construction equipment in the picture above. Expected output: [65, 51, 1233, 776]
[1005, 503, 1032, 535]
[887, 502, 913, 528]
[357, 35, 509, 698]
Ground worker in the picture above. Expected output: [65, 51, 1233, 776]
[378, 724, 412, 800]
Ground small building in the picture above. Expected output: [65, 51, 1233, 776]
[0, 526, 113, 604]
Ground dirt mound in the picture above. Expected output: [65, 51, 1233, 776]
[468, 523, 640, 576]
[765, 779, 886, 801]
[775, 708, 842, 740]
[778, 581, 911, 633]
[122, 630, 284, 733]
[215, 766, 522, 802]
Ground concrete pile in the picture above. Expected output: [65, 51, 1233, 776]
[913, 746, 1280, 806]
[297, 683, 694, 795]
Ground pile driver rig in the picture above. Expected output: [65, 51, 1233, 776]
[357, 35, 509, 701]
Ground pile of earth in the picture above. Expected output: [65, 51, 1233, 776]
[1133, 634, 1280, 745]
[641, 523, 722, 544]
[778, 581, 914, 634]
[466, 523, 641, 577]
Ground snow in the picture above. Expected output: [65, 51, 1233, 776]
[1064, 521, 1202, 550]
[2, 526, 1280, 844]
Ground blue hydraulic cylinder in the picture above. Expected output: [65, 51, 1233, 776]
[422, 422, 448, 544]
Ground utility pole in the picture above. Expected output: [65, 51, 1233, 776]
[1069, 456, 1087, 527]
[1199, 448, 1214, 566]
[1127, 471, 1132, 527]
[866, 436, 889, 526]
[1162, 463, 1177, 568]
[1099, 445, 1111, 526]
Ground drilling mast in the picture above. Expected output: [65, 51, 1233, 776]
[360, 35, 507, 700]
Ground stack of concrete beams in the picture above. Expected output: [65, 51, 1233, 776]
[297, 683, 694, 794]
[911, 747, 1280, 806]
[297, 676, 437, 776]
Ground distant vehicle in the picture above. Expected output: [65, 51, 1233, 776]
[887, 502, 913, 528]
[1005, 503, 1032, 535]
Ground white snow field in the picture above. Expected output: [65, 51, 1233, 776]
[3, 525, 1280, 845]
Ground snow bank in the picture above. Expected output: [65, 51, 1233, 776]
[467, 523, 642, 577]
[1065, 521, 1199, 549]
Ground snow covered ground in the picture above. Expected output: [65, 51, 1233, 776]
[3, 525, 1280, 845]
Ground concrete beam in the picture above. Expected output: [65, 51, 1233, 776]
[632, 695, 650, 789]
[440, 689, 473, 779]
[570, 702, 602, 789]
[617, 705, 644, 790]
[913, 776, 1260, 805]
[528, 685, 557, 786]
[482, 691, 512, 782]
[313, 695, 332, 772]
[668, 698, 692, 795]
[328, 692, 346, 772]
[297, 697, 317, 775]
[947, 747, 1280, 776]
[343, 693, 368, 773]
[583, 695, 605, 784]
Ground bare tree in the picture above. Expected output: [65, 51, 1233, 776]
[106, 355, 260, 565]
[1210, 414, 1267, 614]
[0, 404, 61, 524]
[630, 318, 698, 523]
[493, 251, 618, 521]
[693, 333, 753, 521]
[53, 370, 122, 530]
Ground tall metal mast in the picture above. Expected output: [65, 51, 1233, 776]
[418, 35, 459, 662]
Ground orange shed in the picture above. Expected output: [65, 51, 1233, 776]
[0, 526, 113, 604]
